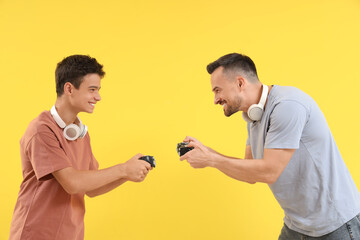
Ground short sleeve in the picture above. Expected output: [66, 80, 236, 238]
[87, 134, 99, 170]
[265, 101, 308, 149]
[27, 132, 72, 180]
[89, 152, 99, 170]
[246, 122, 251, 146]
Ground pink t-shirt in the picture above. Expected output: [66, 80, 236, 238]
[9, 111, 99, 240]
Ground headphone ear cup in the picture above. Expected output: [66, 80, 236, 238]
[242, 112, 253, 123]
[51, 106, 88, 141]
[79, 124, 87, 138]
[77, 117, 87, 139]
[63, 124, 81, 141]
[247, 104, 263, 121]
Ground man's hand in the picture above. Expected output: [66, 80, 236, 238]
[179, 136, 215, 168]
[122, 153, 152, 182]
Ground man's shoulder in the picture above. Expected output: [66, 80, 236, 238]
[269, 85, 313, 108]
[271, 85, 306, 99]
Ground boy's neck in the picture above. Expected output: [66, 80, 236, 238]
[54, 98, 78, 125]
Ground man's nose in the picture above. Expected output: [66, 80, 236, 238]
[214, 96, 220, 105]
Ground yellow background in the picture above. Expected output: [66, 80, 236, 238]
[1, 0, 360, 239]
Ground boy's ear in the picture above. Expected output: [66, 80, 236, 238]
[63, 82, 74, 95]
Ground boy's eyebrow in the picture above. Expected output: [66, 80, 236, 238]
[88, 86, 101, 90]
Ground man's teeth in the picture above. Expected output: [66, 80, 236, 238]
[90, 103, 95, 106]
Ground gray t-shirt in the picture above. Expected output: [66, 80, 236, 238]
[246, 85, 360, 237]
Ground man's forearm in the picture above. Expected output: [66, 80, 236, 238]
[209, 154, 275, 184]
[209, 148, 295, 184]
[207, 147, 239, 160]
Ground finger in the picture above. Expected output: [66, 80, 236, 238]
[137, 157, 151, 169]
[179, 154, 186, 161]
[188, 161, 197, 169]
[191, 164, 200, 169]
[133, 153, 143, 160]
[183, 136, 197, 142]
[186, 141, 199, 148]
[179, 151, 191, 161]
[142, 163, 149, 172]
[144, 162, 152, 170]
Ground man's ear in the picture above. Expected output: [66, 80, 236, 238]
[63, 82, 74, 96]
[236, 76, 246, 90]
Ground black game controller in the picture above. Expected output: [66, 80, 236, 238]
[139, 155, 156, 168]
[177, 142, 194, 156]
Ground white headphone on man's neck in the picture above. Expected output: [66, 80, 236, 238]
[242, 84, 269, 123]
[50, 105, 88, 141]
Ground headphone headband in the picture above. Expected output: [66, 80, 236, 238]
[258, 84, 268, 107]
[50, 105, 66, 128]
[242, 84, 269, 122]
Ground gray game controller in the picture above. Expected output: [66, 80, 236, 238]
[139, 155, 156, 168]
[177, 142, 194, 156]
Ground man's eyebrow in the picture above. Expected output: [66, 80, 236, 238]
[212, 86, 219, 92]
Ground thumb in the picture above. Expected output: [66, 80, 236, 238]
[183, 136, 197, 143]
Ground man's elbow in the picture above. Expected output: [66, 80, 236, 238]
[246, 180, 257, 184]
[256, 163, 282, 184]
[264, 172, 280, 184]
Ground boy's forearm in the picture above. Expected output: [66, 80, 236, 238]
[86, 178, 128, 197]
[53, 163, 127, 195]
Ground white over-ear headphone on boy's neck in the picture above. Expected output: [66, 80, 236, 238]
[242, 84, 269, 123]
[50, 105, 88, 141]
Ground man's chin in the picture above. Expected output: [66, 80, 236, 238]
[224, 110, 234, 117]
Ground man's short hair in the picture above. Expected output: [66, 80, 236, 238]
[55, 55, 105, 97]
[206, 53, 259, 81]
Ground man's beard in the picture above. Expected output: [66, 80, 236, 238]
[224, 97, 241, 117]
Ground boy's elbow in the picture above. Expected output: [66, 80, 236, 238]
[53, 168, 83, 195]
[85, 191, 97, 198]
[61, 180, 83, 195]
[63, 185, 79, 195]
